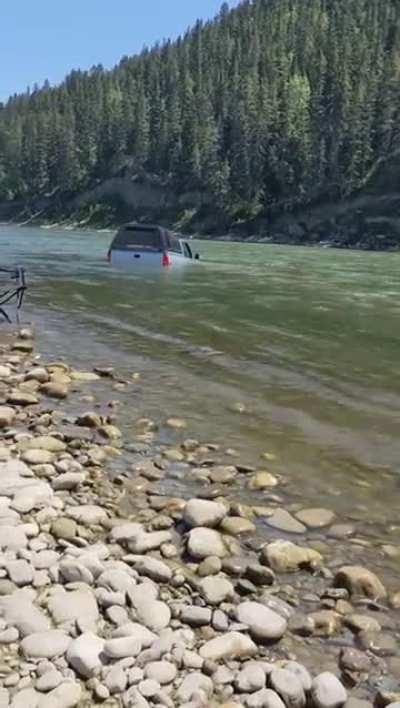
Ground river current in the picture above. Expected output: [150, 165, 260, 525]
[1, 225, 399, 545]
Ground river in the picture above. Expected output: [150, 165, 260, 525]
[1, 225, 399, 546]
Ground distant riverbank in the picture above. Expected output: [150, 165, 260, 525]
[2, 215, 400, 253]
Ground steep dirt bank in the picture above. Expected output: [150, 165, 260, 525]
[2, 153, 400, 250]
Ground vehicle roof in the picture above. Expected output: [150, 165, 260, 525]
[111, 223, 184, 250]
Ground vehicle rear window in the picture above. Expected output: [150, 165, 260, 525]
[112, 227, 163, 251]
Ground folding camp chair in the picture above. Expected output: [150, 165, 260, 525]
[0, 266, 27, 323]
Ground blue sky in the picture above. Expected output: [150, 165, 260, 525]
[1, 0, 239, 101]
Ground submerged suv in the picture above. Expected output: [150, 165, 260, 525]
[107, 223, 199, 268]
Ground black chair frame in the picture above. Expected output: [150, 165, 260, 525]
[0, 267, 27, 323]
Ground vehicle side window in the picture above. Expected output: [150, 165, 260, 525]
[166, 233, 183, 254]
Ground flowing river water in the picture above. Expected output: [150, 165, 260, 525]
[1, 225, 400, 556]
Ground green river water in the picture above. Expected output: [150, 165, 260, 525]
[1, 225, 399, 545]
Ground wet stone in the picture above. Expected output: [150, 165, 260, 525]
[262, 539, 322, 573]
[289, 614, 316, 636]
[295, 508, 335, 528]
[344, 614, 381, 634]
[249, 471, 278, 490]
[339, 647, 371, 674]
[334, 566, 387, 600]
[209, 466, 237, 484]
[222, 557, 248, 577]
[310, 610, 341, 637]
[328, 524, 355, 539]
[245, 563, 275, 586]
[358, 631, 399, 657]
[221, 517, 256, 535]
[261, 594, 294, 620]
[266, 509, 307, 534]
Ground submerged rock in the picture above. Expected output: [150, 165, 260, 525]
[295, 508, 335, 528]
[266, 509, 306, 534]
[221, 516, 256, 535]
[41, 382, 69, 399]
[249, 471, 278, 490]
[334, 566, 387, 600]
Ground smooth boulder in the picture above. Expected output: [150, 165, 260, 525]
[311, 672, 347, 708]
[187, 527, 227, 559]
[200, 631, 257, 661]
[237, 602, 287, 642]
[184, 499, 227, 528]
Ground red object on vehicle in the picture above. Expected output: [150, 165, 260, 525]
[162, 252, 171, 267]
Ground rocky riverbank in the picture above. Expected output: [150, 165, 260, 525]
[0, 330, 399, 708]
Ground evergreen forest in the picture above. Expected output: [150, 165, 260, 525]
[0, 0, 399, 236]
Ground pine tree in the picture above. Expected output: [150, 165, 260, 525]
[0, 0, 399, 220]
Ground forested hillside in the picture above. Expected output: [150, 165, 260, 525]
[1, 0, 400, 243]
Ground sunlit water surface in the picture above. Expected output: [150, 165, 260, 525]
[1, 225, 400, 555]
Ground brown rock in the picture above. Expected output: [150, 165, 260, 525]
[41, 382, 69, 399]
[0, 406, 15, 428]
[262, 540, 322, 573]
[295, 508, 335, 529]
[334, 566, 386, 600]
[339, 647, 371, 674]
[248, 471, 278, 490]
[220, 517, 256, 536]
[266, 509, 306, 534]
[51, 518, 77, 540]
[344, 614, 381, 634]
[310, 610, 341, 637]
[7, 389, 39, 406]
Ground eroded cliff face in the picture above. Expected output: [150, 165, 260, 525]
[2, 152, 400, 250]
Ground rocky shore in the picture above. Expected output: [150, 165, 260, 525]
[0, 330, 399, 708]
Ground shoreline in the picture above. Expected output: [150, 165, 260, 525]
[0, 328, 399, 707]
[1, 221, 400, 254]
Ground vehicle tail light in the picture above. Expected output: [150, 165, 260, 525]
[162, 252, 171, 267]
